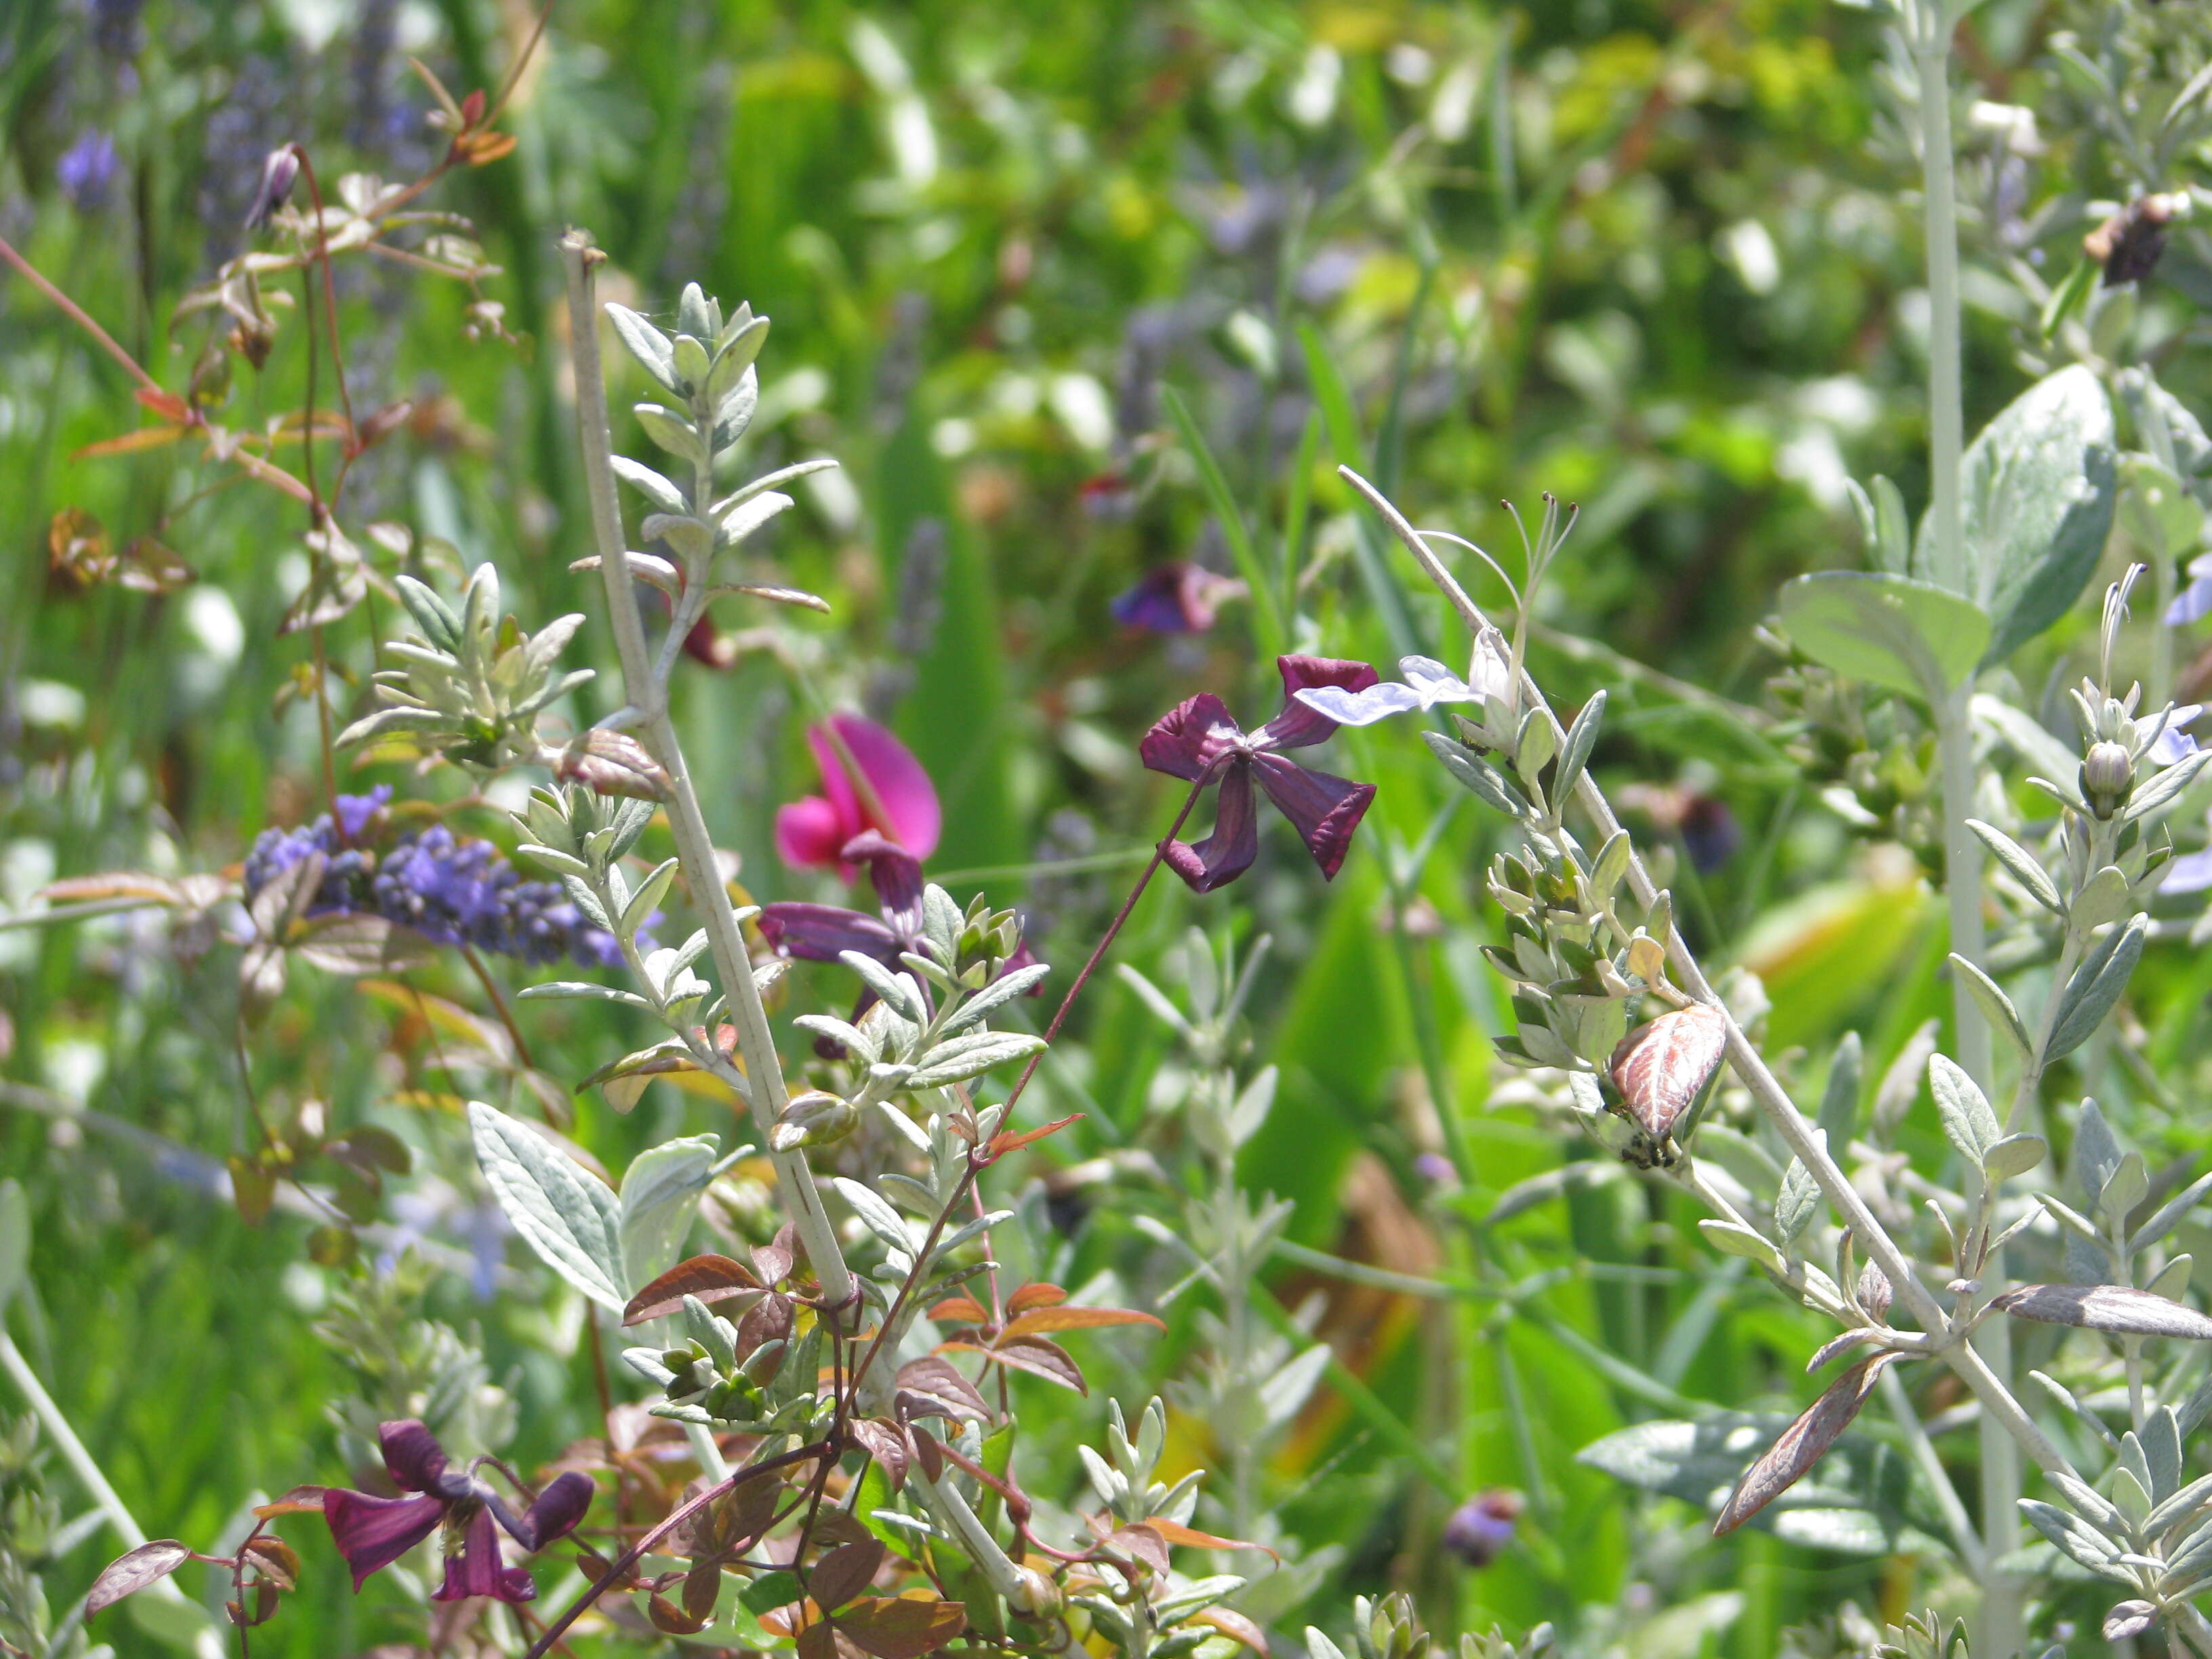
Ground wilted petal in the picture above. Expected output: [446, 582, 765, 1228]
[1256, 655, 1380, 750]
[808, 716, 941, 861]
[1712, 1354, 1896, 1536]
[775, 794, 851, 872]
[434, 1507, 536, 1604]
[758, 903, 903, 965]
[840, 831, 925, 940]
[1139, 693, 1243, 782]
[502, 1472, 593, 1551]
[324, 1490, 443, 1591]
[1250, 753, 1375, 880]
[378, 1420, 454, 1496]
[1161, 762, 1259, 893]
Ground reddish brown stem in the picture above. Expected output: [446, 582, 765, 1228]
[0, 232, 162, 393]
[998, 775, 1208, 1118]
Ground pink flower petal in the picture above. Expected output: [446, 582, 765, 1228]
[775, 794, 850, 872]
[810, 715, 941, 860]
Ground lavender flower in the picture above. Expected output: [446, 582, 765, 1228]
[56, 132, 118, 213]
[1111, 562, 1244, 634]
[1441, 1490, 1522, 1568]
[323, 1420, 590, 1603]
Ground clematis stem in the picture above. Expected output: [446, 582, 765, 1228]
[1000, 776, 1210, 1118]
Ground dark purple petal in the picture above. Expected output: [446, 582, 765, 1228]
[324, 1490, 443, 1591]
[377, 1420, 452, 1496]
[1250, 754, 1374, 880]
[840, 830, 925, 940]
[1256, 656, 1380, 751]
[1161, 761, 1259, 893]
[757, 903, 903, 964]
[499, 1472, 593, 1551]
[1139, 693, 1243, 781]
[434, 1507, 536, 1603]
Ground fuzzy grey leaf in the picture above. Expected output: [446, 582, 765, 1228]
[469, 1101, 626, 1311]
[1967, 818, 2064, 916]
[1420, 730, 1529, 817]
[1993, 1282, 2212, 1342]
[1927, 1054, 1999, 1164]
[605, 304, 680, 392]
[2045, 916, 2148, 1064]
[1949, 955, 2033, 1064]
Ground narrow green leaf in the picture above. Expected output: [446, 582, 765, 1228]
[1161, 386, 1286, 660]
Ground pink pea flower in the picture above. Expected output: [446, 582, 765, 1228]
[774, 714, 941, 872]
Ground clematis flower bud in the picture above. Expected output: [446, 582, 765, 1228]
[2083, 740, 2133, 816]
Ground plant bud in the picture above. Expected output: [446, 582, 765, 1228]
[2083, 740, 2133, 815]
[768, 1090, 857, 1152]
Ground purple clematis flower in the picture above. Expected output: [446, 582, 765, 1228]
[323, 1420, 591, 1604]
[1139, 655, 1380, 893]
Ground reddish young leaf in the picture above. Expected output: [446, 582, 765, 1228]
[848, 1419, 912, 1492]
[683, 1559, 723, 1625]
[623, 1254, 764, 1326]
[240, 1534, 299, 1591]
[134, 386, 192, 423]
[926, 1296, 989, 1326]
[795, 1618, 841, 1659]
[649, 1591, 710, 1635]
[1004, 1283, 1066, 1317]
[1147, 1519, 1274, 1557]
[894, 1357, 989, 1422]
[251, 1487, 327, 1519]
[1610, 1004, 1729, 1141]
[1712, 1353, 1898, 1536]
[985, 1113, 1083, 1160]
[836, 1595, 968, 1659]
[1107, 1523, 1170, 1576]
[87, 1540, 191, 1617]
[999, 1306, 1164, 1340]
[810, 1540, 886, 1612]
[981, 1336, 1087, 1395]
[1191, 1605, 1272, 1653]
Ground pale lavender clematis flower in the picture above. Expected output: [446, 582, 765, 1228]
[2148, 703, 2203, 766]
[2163, 554, 2212, 627]
[1291, 631, 1513, 729]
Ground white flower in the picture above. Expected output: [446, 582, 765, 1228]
[1294, 631, 1513, 727]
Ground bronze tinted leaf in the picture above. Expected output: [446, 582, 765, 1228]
[1149, 1519, 1273, 1557]
[1992, 1283, 2212, 1341]
[649, 1591, 710, 1635]
[1109, 1523, 1170, 1576]
[87, 1540, 191, 1617]
[1004, 1283, 1065, 1316]
[809, 1540, 885, 1612]
[683, 1559, 723, 1624]
[1712, 1354, 1895, 1536]
[251, 1487, 326, 1519]
[925, 1296, 988, 1325]
[894, 1356, 989, 1422]
[1610, 1004, 1729, 1140]
[1191, 1606, 1272, 1654]
[999, 1305, 1164, 1339]
[836, 1595, 968, 1659]
[848, 1419, 912, 1492]
[981, 1336, 1086, 1395]
[623, 1254, 764, 1326]
[985, 1113, 1082, 1160]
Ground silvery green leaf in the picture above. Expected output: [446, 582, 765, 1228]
[1553, 689, 1606, 803]
[2131, 1168, 2212, 1254]
[1940, 365, 2116, 661]
[1870, 474, 1911, 574]
[2146, 1405, 2184, 1502]
[2100, 1152, 2150, 1228]
[618, 1135, 720, 1290]
[1258, 1343, 1332, 1431]
[715, 458, 838, 519]
[2146, 1470, 2212, 1540]
[636, 403, 704, 466]
[621, 1345, 677, 1388]
[512, 667, 596, 720]
[2018, 1499, 2131, 1580]
[2074, 1100, 2123, 1203]
[516, 841, 592, 880]
[1967, 819, 2063, 915]
[794, 1015, 880, 1065]
[709, 319, 769, 402]
[2070, 865, 2132, 932]
[897, 949, 955, 991]
[1777, 571, 1990, 701]
[2048, 1469, 2130, 1536]
[640, 512, 713, 562]
[609, 455, 689, 516]
[907, 1030, 1046, 1088]
[2113, 1464, 2153, 1529]
[1699, 1220, 1786, 1273]
[1818, 1031, 1861, 1147]
[1776, 1156, 1822, 1245]
[1973, 695, 2083, 784]
[830, 1177, 913, 1254]
[932, 1210, 1014, 1258]
[517, 981, 653, 1009]
[713, 365, 760, 451]
[671, 333, 711, 392]
[621, 857, 680, 940]
[1994, 1282, 2212, 1340]
[1872, 1019, 1939, 1139]
[2125, 747, 2212, 824]
[2148, 1253, 2193, 1302]
[939, 962, 1052, 1036]
[605, 304, 679, 392]
[1422, 730, 1529, 817]
[336, 705, 448, 747]
[1982, 1132, 2047, 1182]
[1928, 1054, 2000, 1164]
[468, 1101, 626, 1311]
[677, 282, 714, 341]
[1513, 706, 1557, 784]
[838, 951, 924, 1022]
[1950, 954, 2032, 1064]
[719, 490, 792, 549]
[394, 573, 463, 650]
[2104, 1600, 2156, 1643]
[2045, 916, 2148, 1063]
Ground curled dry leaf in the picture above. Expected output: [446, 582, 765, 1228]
[86, 1539, 192, 1618]
[1992, 1283, 2212, 1342]
[1712, 1353, 1897, 1536]
[1610, 1004, 1728, 1141]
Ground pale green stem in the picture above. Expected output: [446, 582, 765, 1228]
[557, 232, 855, 1320]
[0, 1331, 226, 1659]
[1880, 1361, 1988, 1578]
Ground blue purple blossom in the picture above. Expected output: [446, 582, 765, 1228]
[58, 131, 118, 213]
[242, 794, 638, 968]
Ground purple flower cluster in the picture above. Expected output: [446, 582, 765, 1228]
[243, 790, 634, 969]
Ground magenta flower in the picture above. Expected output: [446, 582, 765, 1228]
[1139, 655, 1380, 893]
[775, 714, 941, 874]
[323, 1420, 592, 1604]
